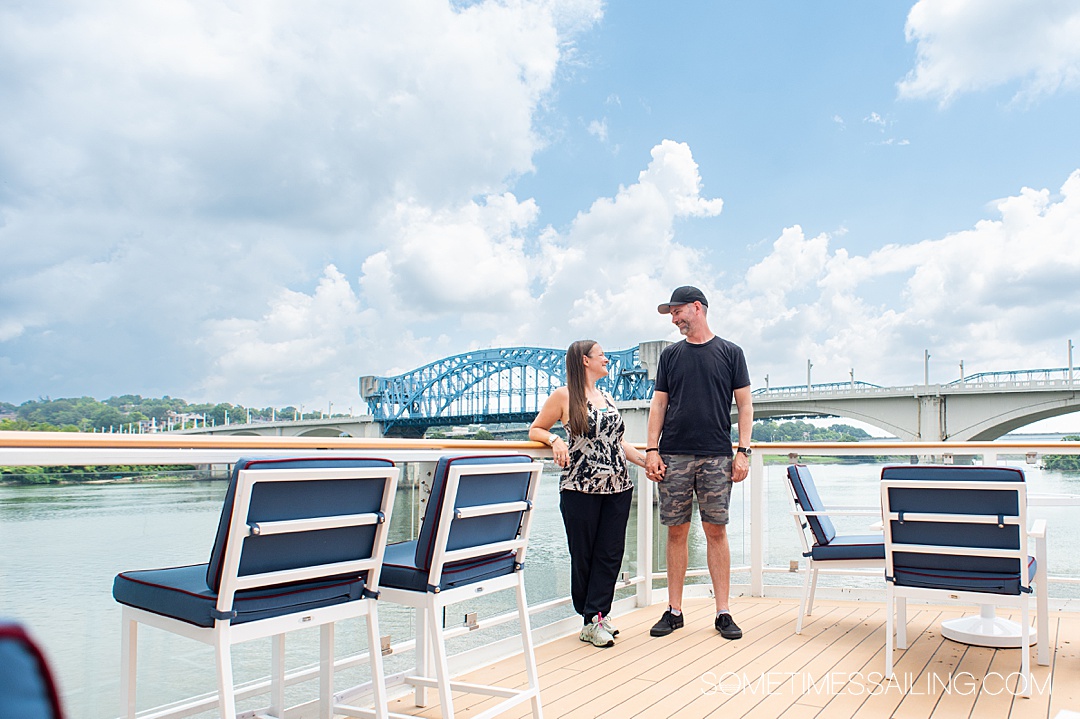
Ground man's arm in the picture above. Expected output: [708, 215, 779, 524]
[731, 385, 754, 482]
[645, 390, 669, 481]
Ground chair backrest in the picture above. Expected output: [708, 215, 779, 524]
[415, 454, 540, 575]
[207, 457, 398, 593]
[0, 621, 64, 719]
[880, 465, 1029, 594]
[786, 464, 836, 546]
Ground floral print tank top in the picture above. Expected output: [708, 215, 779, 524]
[560, 392, 634, 494]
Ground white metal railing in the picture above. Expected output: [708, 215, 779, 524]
[3, 431, 1080, 718]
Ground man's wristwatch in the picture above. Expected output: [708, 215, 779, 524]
[736, 447, 752, 456]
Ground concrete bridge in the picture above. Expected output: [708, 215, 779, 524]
[750, 375, 1079, 441]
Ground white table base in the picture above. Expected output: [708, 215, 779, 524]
[940, 604, 1036, 648]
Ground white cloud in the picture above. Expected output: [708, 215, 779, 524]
[587, 118, 609, 142]
[0, 0, 603, 407]
[731, 170, 1080, 388]
[899, 0, 1080, 103]
[201, 140, 724, 405]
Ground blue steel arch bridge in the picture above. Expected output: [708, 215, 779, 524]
[359, 346, 653, 437]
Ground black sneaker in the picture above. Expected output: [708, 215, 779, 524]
[715, 612, 742, 640]
[650, 608, 684, 637]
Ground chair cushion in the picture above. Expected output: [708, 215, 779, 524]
[206, 456, 394, 591]
[787, 465, 836, 546]
[114, 564, 367, 628]
[892, 556, 1036, 595]
[810, 534, 885, 561]
[0, 621, 63, 719]
[414, 454, 533, 571]
[380, 540, 518, 593]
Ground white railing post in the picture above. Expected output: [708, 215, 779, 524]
[637, 473, 654, 607]
[750, 450, 765, 597]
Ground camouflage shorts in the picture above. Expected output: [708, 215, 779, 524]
[657, 454, 733, 526]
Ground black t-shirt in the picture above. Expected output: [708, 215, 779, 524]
[654, 336, 751, 456]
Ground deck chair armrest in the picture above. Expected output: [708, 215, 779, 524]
[454, 500, 531, 520]
[249, 511, 384, 536]
[792, 508, 879, 517]
[1028, 518, 1047, 540]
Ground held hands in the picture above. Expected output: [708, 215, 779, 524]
[732, 451, 749, 483]
[645, 451, 666, 482]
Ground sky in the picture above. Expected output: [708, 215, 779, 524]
[2, 0, 1080, 429]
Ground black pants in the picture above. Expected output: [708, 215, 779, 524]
[559, 488, 634, 624]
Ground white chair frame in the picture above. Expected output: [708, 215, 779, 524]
[786, 466, 883, 634]
[787, 493, 883, 634]
[881, 478, 1049, 697]
[343, 460, 544, 719]
[119, 464, 399, 719]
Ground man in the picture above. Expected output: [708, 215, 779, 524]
[645, 285, 754, 639]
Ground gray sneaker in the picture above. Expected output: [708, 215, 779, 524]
[580, 616, 615, 647]
[599, 613, 619, 637]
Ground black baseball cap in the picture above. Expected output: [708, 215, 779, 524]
[657, 285, 708, 314]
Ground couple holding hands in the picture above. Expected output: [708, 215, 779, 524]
[529, 286, 754, 648]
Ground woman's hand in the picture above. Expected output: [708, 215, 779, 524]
[550, 436, 570, 467]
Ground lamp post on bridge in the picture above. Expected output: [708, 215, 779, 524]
[806, 359, 813, 397]
[924, 350, 931, 386]
[1069, 340, 1074, 386]
[959, 360, 965, 385]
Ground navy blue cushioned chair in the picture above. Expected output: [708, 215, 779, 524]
[349, 454, 543, 719]
[880, 464, 1048, 696]
[786, 465, 884, 634]
[0, 620, 65, 719]
[113, 457, 399, 719]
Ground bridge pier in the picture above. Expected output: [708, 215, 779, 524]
[617, 402, 651, 444]
[916, 392, 946, 441]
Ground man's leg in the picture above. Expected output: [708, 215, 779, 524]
[652, 455, 695, 637]
[702, 522, 730, 612]
[665, 522, 691, 611]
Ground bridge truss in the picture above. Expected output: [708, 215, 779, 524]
[359, 346, 652, 435]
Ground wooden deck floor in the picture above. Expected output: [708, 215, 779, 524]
[382, 596, 1080, 719]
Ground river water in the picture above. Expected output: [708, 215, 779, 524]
[3, 461, 1080, 719]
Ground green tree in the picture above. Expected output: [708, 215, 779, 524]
[1044, 436, 1080, 472]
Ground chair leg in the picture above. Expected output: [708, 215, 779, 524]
[414, 607, 430, 707]
[214, 635, 237, 719]
[270, 634, 285, 718]
[366, 604, 389, 719]
[427, 604, 456, 719]
[1020, 603, 1032, 697]
[806, 565, 820, 618]
[796, 564, 814, 634]
[515, 576, 543, 718]
[884, 584, 894, 679]
[1036, 540, 1050, 666]
[320, 623, 335, 719]
[119, 613, 138, 719]
[896, 597, 908, 650]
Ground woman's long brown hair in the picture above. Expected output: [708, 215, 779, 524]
[565, 339, 597, 438]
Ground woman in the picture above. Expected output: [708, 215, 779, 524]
[529, 340, 647, 647]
